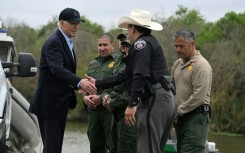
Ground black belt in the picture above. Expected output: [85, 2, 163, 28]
[174, 104, 211, 126]
[153, 76, 176, 95]
[184, 104, 210, 116]
[152, 83, 162, 90]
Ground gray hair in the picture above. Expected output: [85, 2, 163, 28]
[57, 21, 61, 28]
[173, 28, 195, 42]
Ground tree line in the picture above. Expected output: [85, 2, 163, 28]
[1, 6, 244, 134]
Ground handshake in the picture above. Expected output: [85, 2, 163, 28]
[79, 75, 112, 110]
[80, 74, 102, 109]
[78, 74, 97, 95]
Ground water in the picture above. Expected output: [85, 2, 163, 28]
[63, 121, 245, 153]
[62, 122, 89, 153]
[208, 133, 245, 153]
[62, 131, 89, 153]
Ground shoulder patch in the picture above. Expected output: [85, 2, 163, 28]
[134, 39, 146, 50]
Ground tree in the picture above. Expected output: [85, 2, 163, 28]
[2, 8, 245, 133]
[198, 11, 245, 134]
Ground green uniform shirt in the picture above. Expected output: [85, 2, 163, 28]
[171, 50, 212, 115]
[108, 55, 128, 120]
[82, 53, 118, 105]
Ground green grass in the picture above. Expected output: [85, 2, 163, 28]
[210, 132, 245, 137]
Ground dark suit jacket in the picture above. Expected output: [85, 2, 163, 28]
[29, 29, 81, 120]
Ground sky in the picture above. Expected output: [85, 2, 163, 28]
[1, 0, 245, 31]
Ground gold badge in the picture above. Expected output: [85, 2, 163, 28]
[188, 62, 194, 71]
[108, 61, 115, 68]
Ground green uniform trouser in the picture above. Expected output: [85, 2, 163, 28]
[110, 115, 137, 153]
[174, 113, 209, 153]
[87, 105, 112, 153]
[117, 118, 137, 153]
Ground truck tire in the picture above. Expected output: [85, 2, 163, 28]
[0, 121, 7, 153]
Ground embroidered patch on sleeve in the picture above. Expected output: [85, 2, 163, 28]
[134, 39, 146, 50]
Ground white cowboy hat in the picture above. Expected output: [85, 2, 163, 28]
[118, 9, 163, 31]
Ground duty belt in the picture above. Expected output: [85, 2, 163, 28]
[184, 104, 211, 116]
[173, 104, 211, 126]
[152, 81, 176, 96]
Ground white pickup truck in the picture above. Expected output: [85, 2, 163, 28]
[0, 23, 43, 153]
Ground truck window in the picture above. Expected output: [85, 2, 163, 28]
[0, 46, 8, 61]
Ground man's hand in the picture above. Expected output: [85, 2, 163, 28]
[84, 74, 96, 85]
[173, 117, 180, 126]
[83, 95, 96, 109]
[102, 95, 112, 111]
[78, 89, 87, 94]
[124, 106, 137, 126]
[80, 79, 97, 95]
[89, 95, 101, 107]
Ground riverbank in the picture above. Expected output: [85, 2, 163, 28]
[64, 121, 245, 153]
[210, 132, 244, 137]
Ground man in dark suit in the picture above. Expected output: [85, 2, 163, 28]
[29, 7, 96, 153]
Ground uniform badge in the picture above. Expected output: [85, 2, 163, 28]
[188, 62, 195, 71]
[108, 61, 115, 68]
[134, 39, 146, 50]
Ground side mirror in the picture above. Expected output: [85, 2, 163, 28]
[2, 53, 37, 78]
[18, 53, 37, 77]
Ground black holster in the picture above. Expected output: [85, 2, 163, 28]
[141, 79, 155, 105]
[159, 75, 176, 95]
